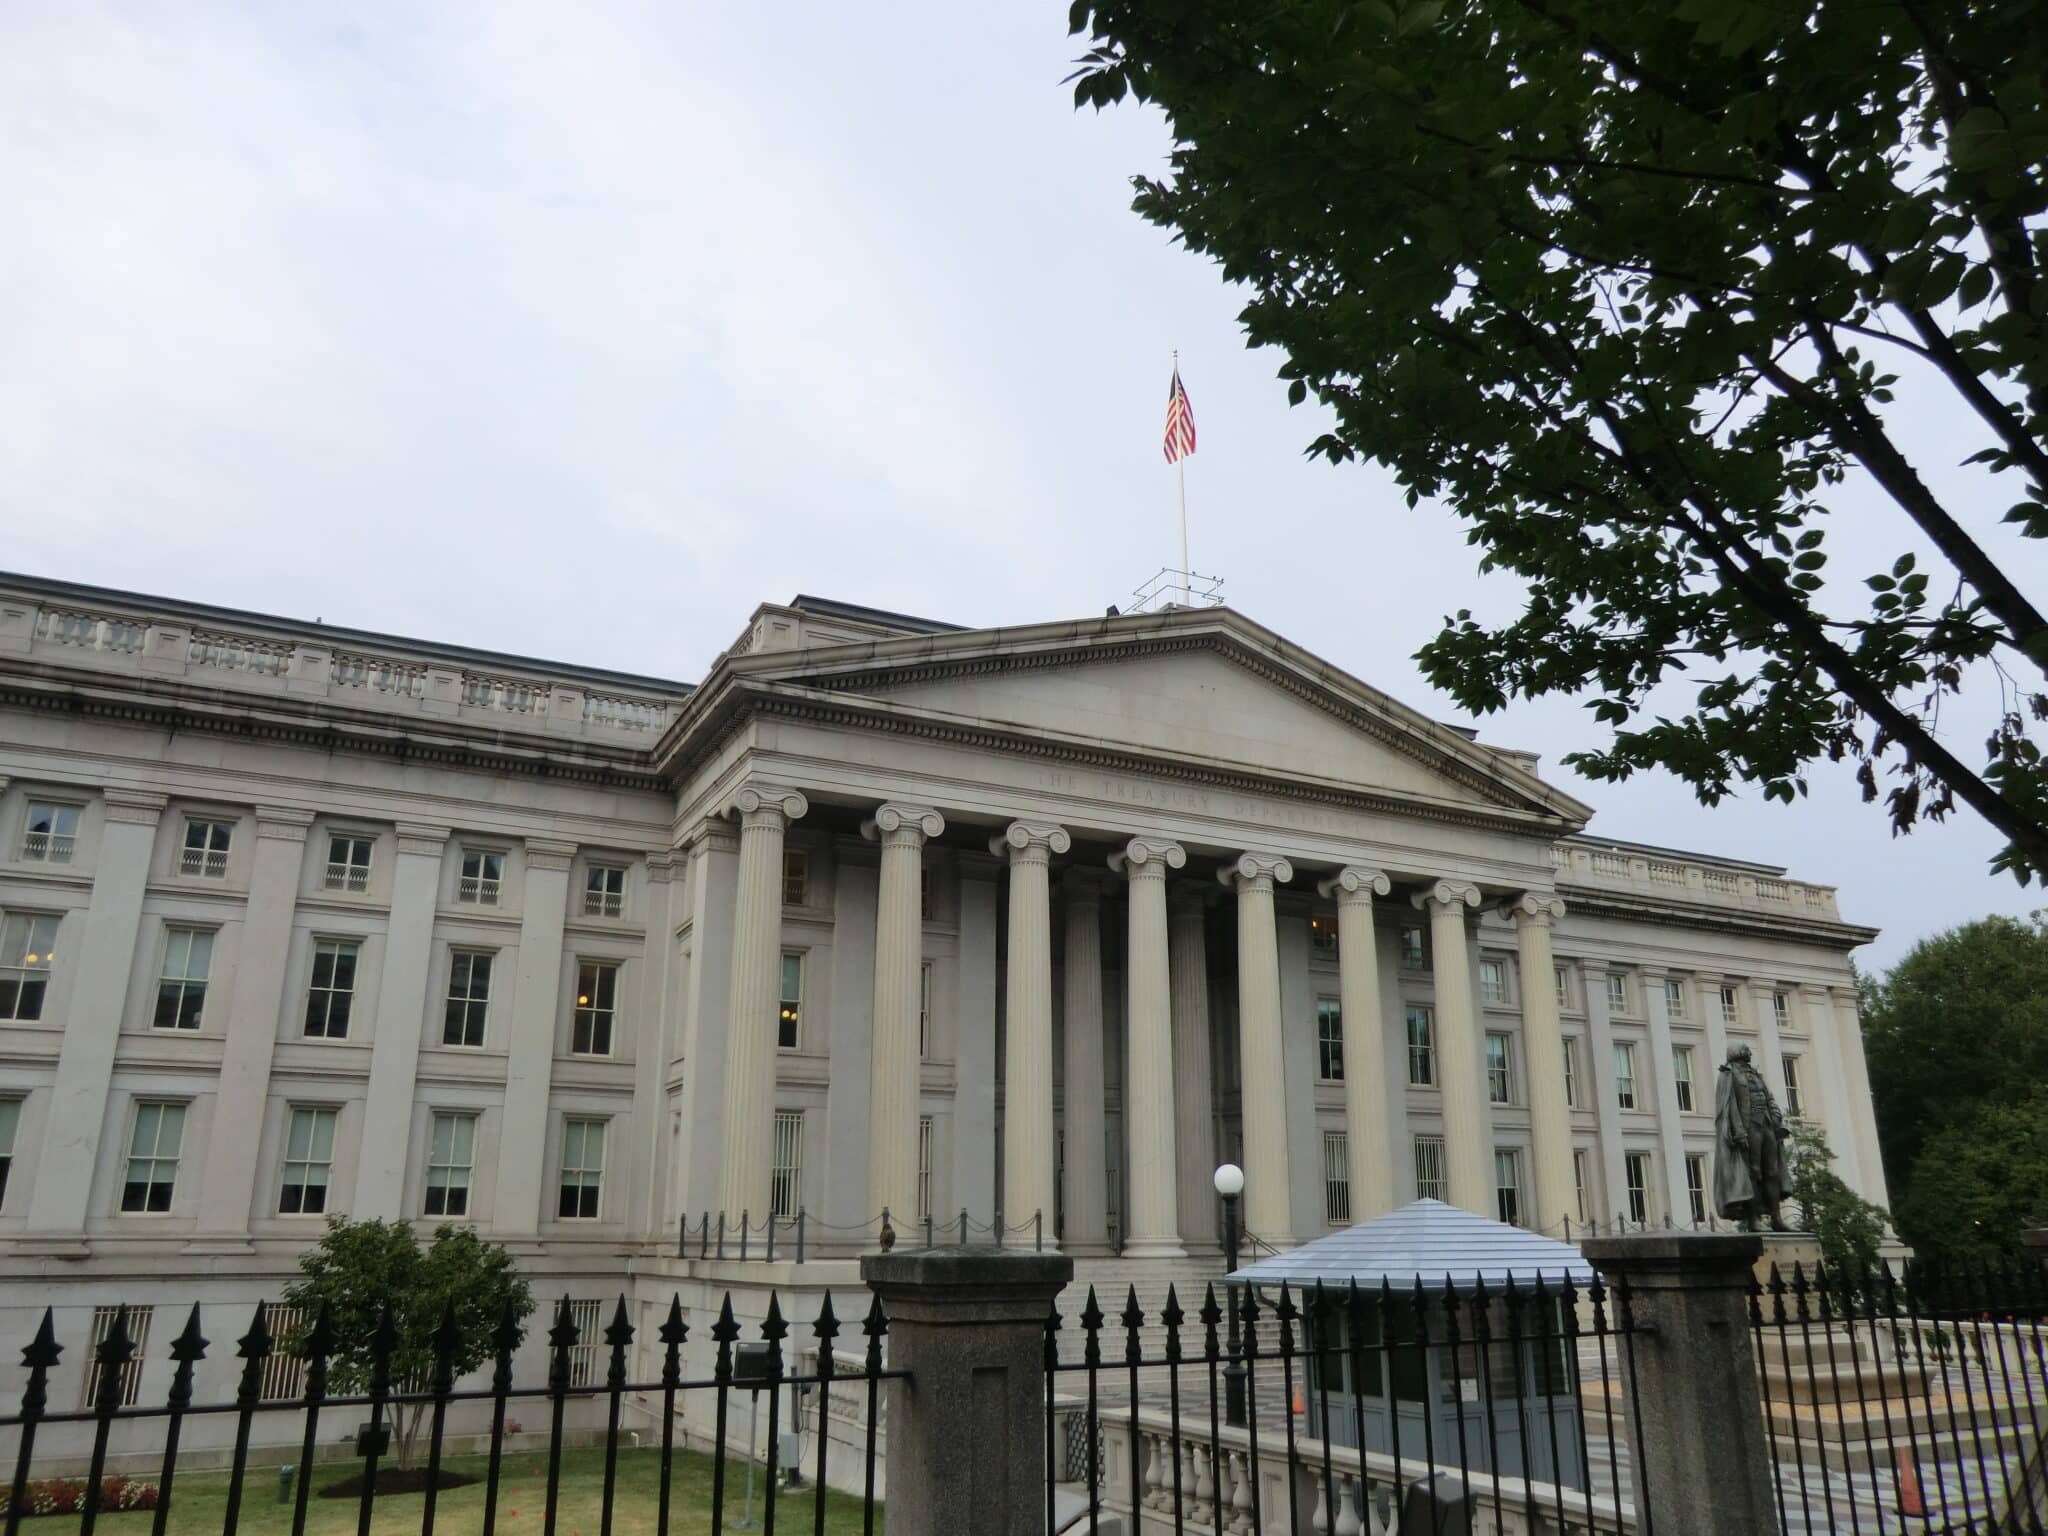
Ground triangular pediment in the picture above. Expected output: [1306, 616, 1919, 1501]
[709, 608, 1590, 826]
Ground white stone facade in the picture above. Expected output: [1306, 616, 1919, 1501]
[0, 575, 1884, 1423]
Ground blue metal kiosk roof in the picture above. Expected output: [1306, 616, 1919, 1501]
[1228, 1200, 1595, 1291]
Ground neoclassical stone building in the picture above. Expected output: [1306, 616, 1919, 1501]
[0, 572, 1884, 1411]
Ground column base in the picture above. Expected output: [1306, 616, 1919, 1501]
[1120, 1236, 1188, 1260]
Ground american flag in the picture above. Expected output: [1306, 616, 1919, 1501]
[1162, 365, 1197, 463]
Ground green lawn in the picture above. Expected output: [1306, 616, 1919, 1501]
[25, 1445, 881, 1535]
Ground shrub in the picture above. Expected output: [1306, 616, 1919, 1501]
[0, 1475, 160, 1518]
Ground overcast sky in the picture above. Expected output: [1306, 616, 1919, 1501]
[5, 2, 2044, 971]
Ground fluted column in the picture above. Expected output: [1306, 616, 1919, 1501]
[1110, 836, 1187, 1258]
[995, 821, 1068, 1241]
[865, 803, 943, 1234]
[1220, 851, 1295, 1243]
[1321, 867, 1394, 1221]
[1414, 879, 1489, 1216]
[718, 785, 808, 1224]
[1505, 893, 1576, 1234]
[1168, 884, 1219, 1248]
[1060, 870, 1111, 1251]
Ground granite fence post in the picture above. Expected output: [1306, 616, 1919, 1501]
[860, 1245, 1074, 1535]
[1581, 1231, 1776, 1536]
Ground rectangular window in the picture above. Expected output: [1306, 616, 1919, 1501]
[1663, 977, 1687, 1018]
[424, 1112, 476, 1216]
[779, 952, 803, 1049]
[1573, 1149, 1591, 1225]
[1479, 959, 1508, 1007]
[1316, 999, 1345, 1082]
[83, 1305, 152, 1409]
[324, 835, 373, 893]
[458, 848, 503, 905]
[443, 951, 493, 1048]
[1562, 1037, 1580, 1109]
[180, 818, 232, 878]
[1398, 927, 1426, 970]
[917, 1115, 934, 1223]
[278, 1107, 337, 1214]
[584, 864, 625, 918]
[1673, 1045, 1696, 1113]
[1494, 1149, 1523, 1227]
[0, 1098, 18, 1207]
[1323, 1131, 1351, 1225]
[572, 960, 618, 1056]
[121, 1102, 185, 1212]
[1412, 1134, 1447, 1202]
[771, 1110, 803, 1220]
[1782, 1055, 1804, 1119]
[1719, 985, 1742, 1026]
[557, 1118, 606, 1219]
[566, 1299, 605, 1389]
[1614, 1042, 1638, 1110]
[1554, 965, 1570, 1008]
[0, 913, 58, 1022]
[1773, 990, 1792, 1030]
[1624, 1151, 1652, 1225]
[256, 1306, 310, 1403]
[1486, 1032, 1515, 1105]
[152, 927, 214, 1030]
[1309, 915, 1338, 956]
[21, 802, 80, 864]
[1685, 1153, 1708, 1225]
[781, 849, 808, 907]
[1405, 1006, 1435, 1086]
[1606, 972, 1628, 1012]
[919, 961, 934, 1059]
[304, 938, 359, 1038]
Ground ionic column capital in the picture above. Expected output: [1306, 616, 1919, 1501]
[1317, 865, 1390, 903]
[860, 802, 943, 847]
[1109, 837, 1186, 879]
[731, 784, 809, 829]
[1217, 851, 1294, 892]
[991, 820, 1071, 864]
[1412, 878, 1482, 914]
[1500, 890, 1567, 927]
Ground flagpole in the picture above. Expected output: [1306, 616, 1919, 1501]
[1174, 350, 1189, 606]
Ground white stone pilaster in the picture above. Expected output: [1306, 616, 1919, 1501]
[1640, 963, 1693, 1228]
[1800, 984, 1862, 1190]
[1060, 870, 1111, 1251]
[494, 837, 577, 1237]
[864, 803, 942, 1234]
[354, 821, 452, 1220]
[1503, 893, 1576, 1235]
[188, 807, 315, 1249]
[1168, 883, 1218, 1248]
[718, 786, 807, 1224]
[1220, 851, 1295, 1243]
[1111, 836, 1186, 1257]
[24, 790, 165, 1243]
[1827, 987, 1890, 1207]
[1321, 867, 1395, 1221]
[674, 819, 740, 1222]
[1413, 879, 1489, 1217]
[994, 821, 1068, 1241]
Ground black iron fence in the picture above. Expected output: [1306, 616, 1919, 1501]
[1044, 1270, 1649, 1535]
[2, 1291, 896, 1536]
[1751, 1257, 2048, 1536]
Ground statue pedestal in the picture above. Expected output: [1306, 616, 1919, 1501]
[1753, 1231, 1822, 1288]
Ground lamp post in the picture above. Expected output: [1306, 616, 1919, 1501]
[1214, 1162, 1247, 1428]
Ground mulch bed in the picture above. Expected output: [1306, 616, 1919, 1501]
[317, 1467, 479, 1500]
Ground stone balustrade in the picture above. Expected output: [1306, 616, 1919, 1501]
[1552, 839, 1842, 921]
[3, 594, 684, 746]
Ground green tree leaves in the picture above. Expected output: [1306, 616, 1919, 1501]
[1069, 0, 2048, 876]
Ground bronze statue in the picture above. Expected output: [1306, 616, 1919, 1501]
[1714, 1043, 1790, 1230]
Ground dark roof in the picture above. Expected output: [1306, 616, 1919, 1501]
[0, 570, 694, 697]
[789, 594, 966, 634]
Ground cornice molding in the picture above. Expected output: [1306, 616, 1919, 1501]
[1555, 882, 1877, 952]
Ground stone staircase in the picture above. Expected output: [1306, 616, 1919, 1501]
[1055, 1253, 1233, 1377]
